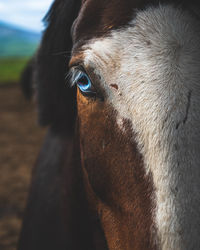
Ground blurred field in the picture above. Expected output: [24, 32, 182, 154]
[0, 58, 30, 83]
[0, 83, 46, 250]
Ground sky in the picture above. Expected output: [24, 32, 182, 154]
[0, 0, 54, 32]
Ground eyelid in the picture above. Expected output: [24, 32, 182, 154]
[69, 64, 94, 88]
[68, 63, 105, 101]
[68, 65, 86, 87]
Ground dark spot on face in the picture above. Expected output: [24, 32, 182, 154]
[146, 40, 151, 46]
[176, 91, 192, 130]
[176, 123, 180, 130]
[110, 84, 118, 90]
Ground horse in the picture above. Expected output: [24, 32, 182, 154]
[18, 0, 200, 249]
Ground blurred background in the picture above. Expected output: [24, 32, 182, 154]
[0, 1, 53, 249]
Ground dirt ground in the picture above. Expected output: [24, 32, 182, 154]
[0, 84, 46, 250]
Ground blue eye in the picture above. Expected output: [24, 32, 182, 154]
[74, 71, 96, 97]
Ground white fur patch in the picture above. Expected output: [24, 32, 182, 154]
[81, 4, 200, 250]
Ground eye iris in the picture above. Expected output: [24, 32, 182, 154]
[77, 74, 91, 92]
[76, 72, 94, 93]
[72, 69, 98, 98]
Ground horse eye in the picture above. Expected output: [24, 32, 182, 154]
[75, 71, 96, 97]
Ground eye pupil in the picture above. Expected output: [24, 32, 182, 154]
[75, 71, 96, 97]
[78, 75, 88, 85]
[77, 75, 91, 91]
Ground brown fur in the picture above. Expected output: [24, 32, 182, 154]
[77, 91, 156, 249]
[72, 0, 194, 51]
[110, 84, 119, 90]
[19, 0, 200, 249]
[70, 3, 197, 248]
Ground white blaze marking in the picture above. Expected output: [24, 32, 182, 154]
[82, 4, 200, 250]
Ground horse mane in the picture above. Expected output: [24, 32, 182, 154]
[35, 0, 81, 132]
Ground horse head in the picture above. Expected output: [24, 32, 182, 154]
[19, 1, 200, 249]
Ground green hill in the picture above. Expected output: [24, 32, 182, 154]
[0, 21, 42, 83]
[0, 57, 30, 83]
[0, 21, 41, 57]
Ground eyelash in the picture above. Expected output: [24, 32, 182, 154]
[68, 67, 98, 98]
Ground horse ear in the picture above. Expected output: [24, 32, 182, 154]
[35, 0, 81, 132]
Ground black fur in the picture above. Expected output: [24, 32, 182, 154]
[18, 128, 107, 250]
[20, 58, 35, 99]
[36, 0, 81, 132]
[18, 1, 108, 249]
[18, 0, 200, 249]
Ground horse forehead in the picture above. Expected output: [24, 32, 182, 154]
[72, 0, 193, 46]
[72, 0, 135, 43]
[71, 1, 200, 124]
[73, 0, 167, 45]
